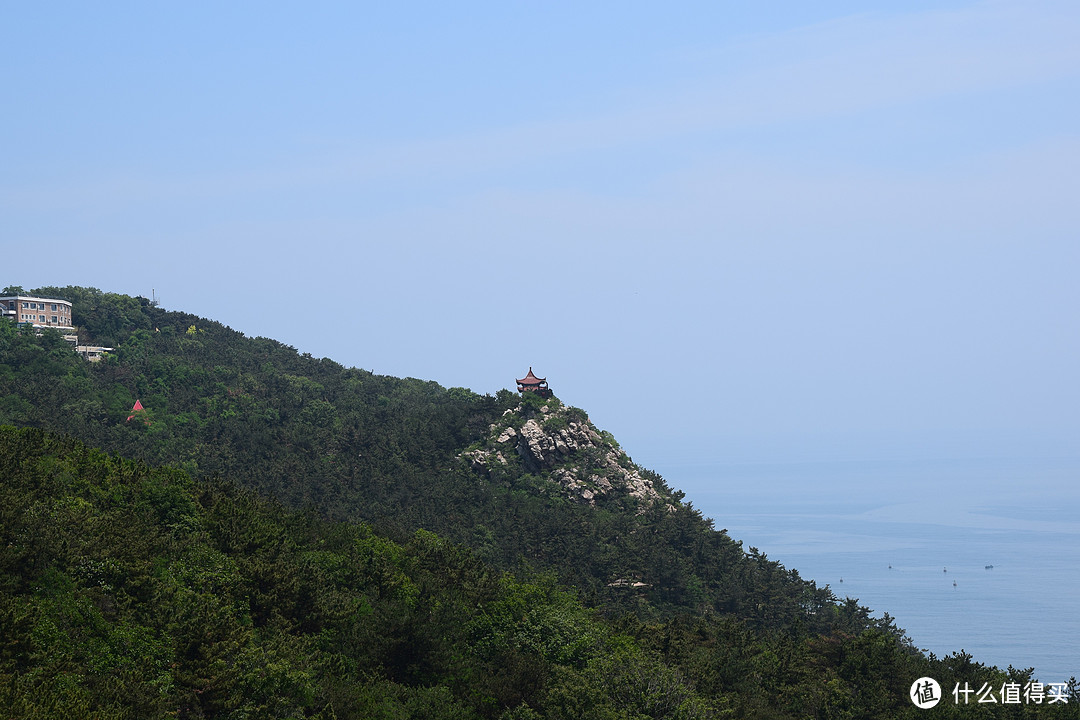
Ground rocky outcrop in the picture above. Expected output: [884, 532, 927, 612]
[462, 398, 667, 509]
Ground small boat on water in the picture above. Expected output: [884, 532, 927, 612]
[985, 565, 994, 569]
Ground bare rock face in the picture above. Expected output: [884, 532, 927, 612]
[517, 419, 554, 464]
[462, 398, 667, 509]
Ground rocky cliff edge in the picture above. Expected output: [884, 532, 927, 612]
[461, 395, 671, 509]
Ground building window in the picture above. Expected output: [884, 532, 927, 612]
[51, 316, 58, 323]
[39, 315, 45, 322]
[51, 304, 57, 311]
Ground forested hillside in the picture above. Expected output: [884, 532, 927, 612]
[0, 427, 716, 718]
[2, 286, 1076, 718]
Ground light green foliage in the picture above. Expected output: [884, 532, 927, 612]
[470, 575, 603, 668]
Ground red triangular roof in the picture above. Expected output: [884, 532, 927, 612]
[127, 399, 145, 422]
[516, 367, 546, 385]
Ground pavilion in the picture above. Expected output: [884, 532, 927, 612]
[516, 368, 552, 398]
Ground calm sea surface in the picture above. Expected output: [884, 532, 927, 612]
[664, 456, 1080, 683]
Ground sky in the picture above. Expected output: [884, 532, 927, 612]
[3, 0, 1079, 473]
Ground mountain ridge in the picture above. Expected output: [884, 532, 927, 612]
[1, 284, 1070, 718]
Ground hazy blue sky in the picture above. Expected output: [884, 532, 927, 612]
[4, 1, 1078, 470]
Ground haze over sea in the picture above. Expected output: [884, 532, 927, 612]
[666, 455, 1080, 684]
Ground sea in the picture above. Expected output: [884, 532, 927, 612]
[664, 456, 1080, 684]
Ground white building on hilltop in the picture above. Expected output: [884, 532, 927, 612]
[1, 294, 75, 332]
[2, 293, 114, 360]
[1, 293, 79, 348]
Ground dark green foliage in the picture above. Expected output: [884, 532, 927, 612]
[2, 288, 1075, 718]
[0, 427, 723, 719]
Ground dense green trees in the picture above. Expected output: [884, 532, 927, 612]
[0, 427, 727, 718]
[2, 287, 1077, 718]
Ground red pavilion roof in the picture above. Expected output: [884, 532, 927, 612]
[516, 367, 546, 385]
